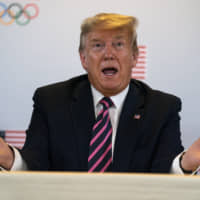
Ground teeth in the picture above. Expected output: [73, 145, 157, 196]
[102, 68, 117, 76]
[106, 72, 114, 76]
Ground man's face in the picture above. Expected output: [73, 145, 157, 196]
[80, 28, 137, 96]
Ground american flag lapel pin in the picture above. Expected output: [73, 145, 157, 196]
[134, 114, 141, 119]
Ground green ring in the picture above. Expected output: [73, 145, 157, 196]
[15, 10, 31, 26]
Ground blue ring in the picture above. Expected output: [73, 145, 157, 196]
[0, 2, 7, 18]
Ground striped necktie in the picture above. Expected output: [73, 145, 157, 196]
[88, 97, 113, 172]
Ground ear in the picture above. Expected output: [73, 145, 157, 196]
[132, 52, 138, 68]
[79, 51, 88, 71]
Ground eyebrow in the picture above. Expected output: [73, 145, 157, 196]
[90, 39, 102, 42]
[90, 36, 125, 42]
[114, 35, 125, 39]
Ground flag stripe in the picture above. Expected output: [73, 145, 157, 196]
[133, 71, 145, 75]
[6, 130, 25, 134]
[138, 45, 147, 49]
[3, 130, 26, 149]
[135, 66, 146, 69]
[132, 76, 146, 79]
[139, 51, 146, 54]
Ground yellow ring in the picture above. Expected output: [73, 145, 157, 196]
[0, 9, 15, 26]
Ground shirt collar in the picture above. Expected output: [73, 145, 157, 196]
[91, 85, 129, 109]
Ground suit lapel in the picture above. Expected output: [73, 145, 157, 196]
[70, 79, 95, 170]
[113, 81, 145, 172]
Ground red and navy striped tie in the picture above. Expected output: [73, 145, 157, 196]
[88, 97, 113, 172]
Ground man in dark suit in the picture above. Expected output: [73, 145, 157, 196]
[19, 74, 183, 172]
[0, 13, 200, 173]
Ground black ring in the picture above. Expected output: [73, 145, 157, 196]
[7, 3, 23, 19]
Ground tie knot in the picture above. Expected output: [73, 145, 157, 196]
[100, 97, 113, 109]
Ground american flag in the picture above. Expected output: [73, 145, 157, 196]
[1, 130, 26, 149]
[132, 45, 147, 80]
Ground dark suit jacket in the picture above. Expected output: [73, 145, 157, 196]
[21, 74, 184, 173]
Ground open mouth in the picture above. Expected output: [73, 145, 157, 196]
[102, 67, 118, 76]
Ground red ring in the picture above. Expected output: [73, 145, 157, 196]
[23, 3, 39, 20]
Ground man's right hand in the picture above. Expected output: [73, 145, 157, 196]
[0, 137, 14, 170]
[181, 138, 200, 172]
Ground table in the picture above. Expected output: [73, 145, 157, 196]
[0, 172, 200, 200]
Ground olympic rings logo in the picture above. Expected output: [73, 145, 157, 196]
[0, 2, 39, 26]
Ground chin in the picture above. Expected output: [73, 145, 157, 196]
[101, 87, 120, 96]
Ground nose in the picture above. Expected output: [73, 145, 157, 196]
[103, 44, 115, 60]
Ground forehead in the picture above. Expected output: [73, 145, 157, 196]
[86, 28, 130, 42]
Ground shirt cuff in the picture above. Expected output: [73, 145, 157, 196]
[170, 152, 184, 174]
[10, 147, 27, 171]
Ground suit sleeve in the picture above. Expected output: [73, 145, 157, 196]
[20, 89, 50, 170]
[150, 97, 184, 173]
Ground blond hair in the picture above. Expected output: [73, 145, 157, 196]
[79, 13, 138, 55]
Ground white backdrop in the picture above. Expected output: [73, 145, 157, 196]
[0, 0, 200, 148]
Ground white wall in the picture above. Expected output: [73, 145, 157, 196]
[0, 0, 200, 148]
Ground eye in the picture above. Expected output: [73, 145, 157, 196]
[114, 41, 125, 49]
[116, 42, 123, 46]
[92, 42, 104, 51]
[95, 43, 102, 47]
